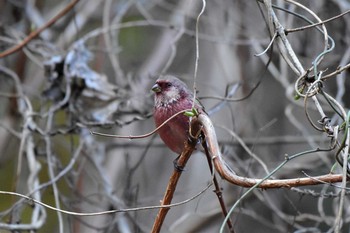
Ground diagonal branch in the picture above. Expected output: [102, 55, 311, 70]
[202, 139, 235, 233]
[151, 118, 202, 233]
[0, 0, 80, 58]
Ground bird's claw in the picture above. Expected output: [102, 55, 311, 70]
[187, 134, 198, 144]
[173, 157, 185, 172]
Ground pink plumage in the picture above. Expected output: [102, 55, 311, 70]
[152, 75, 203, 154]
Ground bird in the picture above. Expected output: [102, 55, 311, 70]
[151, 75, 204, 154]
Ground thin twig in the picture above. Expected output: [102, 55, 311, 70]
[254, 31, 277, 57]
[44, 113, 63, 233]
[0, 0, 80, 58]
[202, 139, 235, 233]
[322, 62, 350, 80]
[91, 109, 190, 139]
[285, 9, 350, 33]
[0, 182, 212, 219]
[334, 112, 350, 232]
[192, 0, 206, 107]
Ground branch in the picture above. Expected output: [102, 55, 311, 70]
[202, 140, 235, 233]
[151, 118, 202, 233]
[0, 0, 80, 58]
[197, 113, 343, 189]
[322, 62, 350, 80]
[285, 9, 350, 34]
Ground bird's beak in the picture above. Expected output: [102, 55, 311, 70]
[151, 83, 161, 93]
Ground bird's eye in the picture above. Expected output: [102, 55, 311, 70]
[166, 83, 172, 87]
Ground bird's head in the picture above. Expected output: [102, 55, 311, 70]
[152, 75, 191, 108]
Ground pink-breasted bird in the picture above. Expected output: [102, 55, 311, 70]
[152, 75, 204, 154]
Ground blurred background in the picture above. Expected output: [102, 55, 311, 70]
[0, 0, 350, 232]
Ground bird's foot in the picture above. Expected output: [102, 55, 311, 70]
[173, 156, 185, 172]
[187, 134, 198, 145]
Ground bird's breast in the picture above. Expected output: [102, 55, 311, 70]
[153, 103, 192, 153]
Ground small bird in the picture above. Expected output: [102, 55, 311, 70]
[152, 75, 204, 154]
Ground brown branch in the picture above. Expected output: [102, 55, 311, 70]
[0, 0, 80, 58]
[152, 111, 344, 233]
[151, 118, 202, 233]
[197, 113, 344, 188]
[202, 139, 235, 233]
